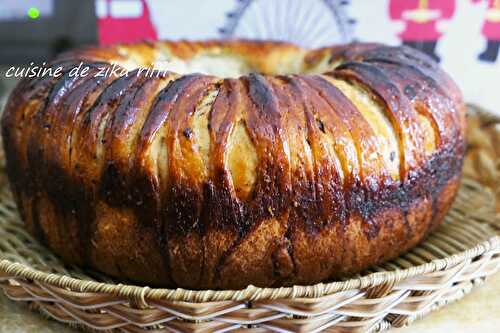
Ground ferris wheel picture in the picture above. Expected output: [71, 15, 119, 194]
[219, 0, 355, 48]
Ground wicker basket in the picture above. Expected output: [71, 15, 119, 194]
[0, 106, 499, 333]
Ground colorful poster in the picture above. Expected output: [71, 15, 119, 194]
[96, 0, 500, 112]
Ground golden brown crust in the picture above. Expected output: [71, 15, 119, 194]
[1, 40, 466, 289]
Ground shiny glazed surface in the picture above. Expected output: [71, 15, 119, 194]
[1, 40, 466, 289]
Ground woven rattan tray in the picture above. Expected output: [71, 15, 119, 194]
[0, 106, 499, 333]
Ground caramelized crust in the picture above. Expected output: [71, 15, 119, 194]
[1, 40, 466, 289]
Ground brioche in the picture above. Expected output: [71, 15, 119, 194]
[1, 40, 466, 289]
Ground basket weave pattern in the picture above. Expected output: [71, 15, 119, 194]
[0, 107, 499, 333]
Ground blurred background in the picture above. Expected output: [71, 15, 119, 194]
[1, 0, 500, 112]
